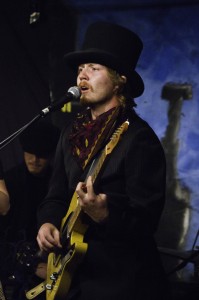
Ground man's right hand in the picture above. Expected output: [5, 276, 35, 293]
[37, 223, 62, 252]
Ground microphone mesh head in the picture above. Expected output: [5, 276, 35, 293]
[68, 86, 81, 99]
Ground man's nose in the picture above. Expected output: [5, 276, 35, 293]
[79, 68, 89, 81]
[30, 155, 39, 162]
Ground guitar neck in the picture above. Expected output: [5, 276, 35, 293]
[66, 149, 106, 235]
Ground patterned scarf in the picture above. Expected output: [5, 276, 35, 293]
[69, 106, 123, 169]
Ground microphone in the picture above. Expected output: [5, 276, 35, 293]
[41, 86, 81, 115]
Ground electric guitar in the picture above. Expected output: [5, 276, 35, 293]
[26, 120, 129, 300]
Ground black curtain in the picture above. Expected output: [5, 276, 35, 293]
[0, 0, 78, 171]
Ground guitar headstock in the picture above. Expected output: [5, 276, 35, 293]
[105, 120, 129, 155]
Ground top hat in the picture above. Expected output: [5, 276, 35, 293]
[64, 22, 144, 98]
[19, 119, 60, 158]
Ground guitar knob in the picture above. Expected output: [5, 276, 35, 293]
[46, 284, 53, 290]
[50, 272, 58, 280]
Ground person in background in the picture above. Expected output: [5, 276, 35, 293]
[0, 161, 10, 300]
[0, 118, 60, 300]
[36, 22, 171, 300]
[0, 160, 10, 216]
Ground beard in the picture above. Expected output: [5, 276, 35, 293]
[80, 95, 90, 106]
[80, 90, 114, 108]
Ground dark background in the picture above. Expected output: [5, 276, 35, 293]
[0, 0, 199, 296]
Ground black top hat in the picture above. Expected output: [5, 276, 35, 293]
[64, 22, 144, 98]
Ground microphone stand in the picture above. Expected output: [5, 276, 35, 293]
[159, 229, 199, 279]
[0, 105, 52, 151]
[0, 86, 81, 150]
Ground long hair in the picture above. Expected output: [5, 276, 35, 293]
[107, 68, 137, 108]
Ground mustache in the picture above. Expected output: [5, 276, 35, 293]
[79, 82, 91, 90]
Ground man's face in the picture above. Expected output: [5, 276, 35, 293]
[24, 152, 49, 176]
[77, 63, 117, 107]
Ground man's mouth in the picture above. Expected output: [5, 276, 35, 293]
[79, 83, 90, 93]
[29, 163, 41, 168]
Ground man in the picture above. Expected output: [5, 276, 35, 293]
[37, 22, 170, 300]
[3, 119, 60, 242]
[0, 119, 60, 299]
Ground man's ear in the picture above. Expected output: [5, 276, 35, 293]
[121, 75, 127, 83]
[113, 75, 127, 93]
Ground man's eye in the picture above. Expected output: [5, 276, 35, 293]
[91, 67, 99, 71]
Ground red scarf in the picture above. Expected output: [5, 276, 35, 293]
[69, 107, 120, 169]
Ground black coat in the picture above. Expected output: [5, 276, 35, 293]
[38, 109, 170, 300]
[0, 163, 52, 282]
[2, 163, 52, 242]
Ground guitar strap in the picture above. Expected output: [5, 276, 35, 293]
[82, 105, 122, 169]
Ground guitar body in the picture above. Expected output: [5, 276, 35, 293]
[46, 192, 88, 300]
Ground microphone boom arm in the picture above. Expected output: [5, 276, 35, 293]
[0, 86, 81, 151]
